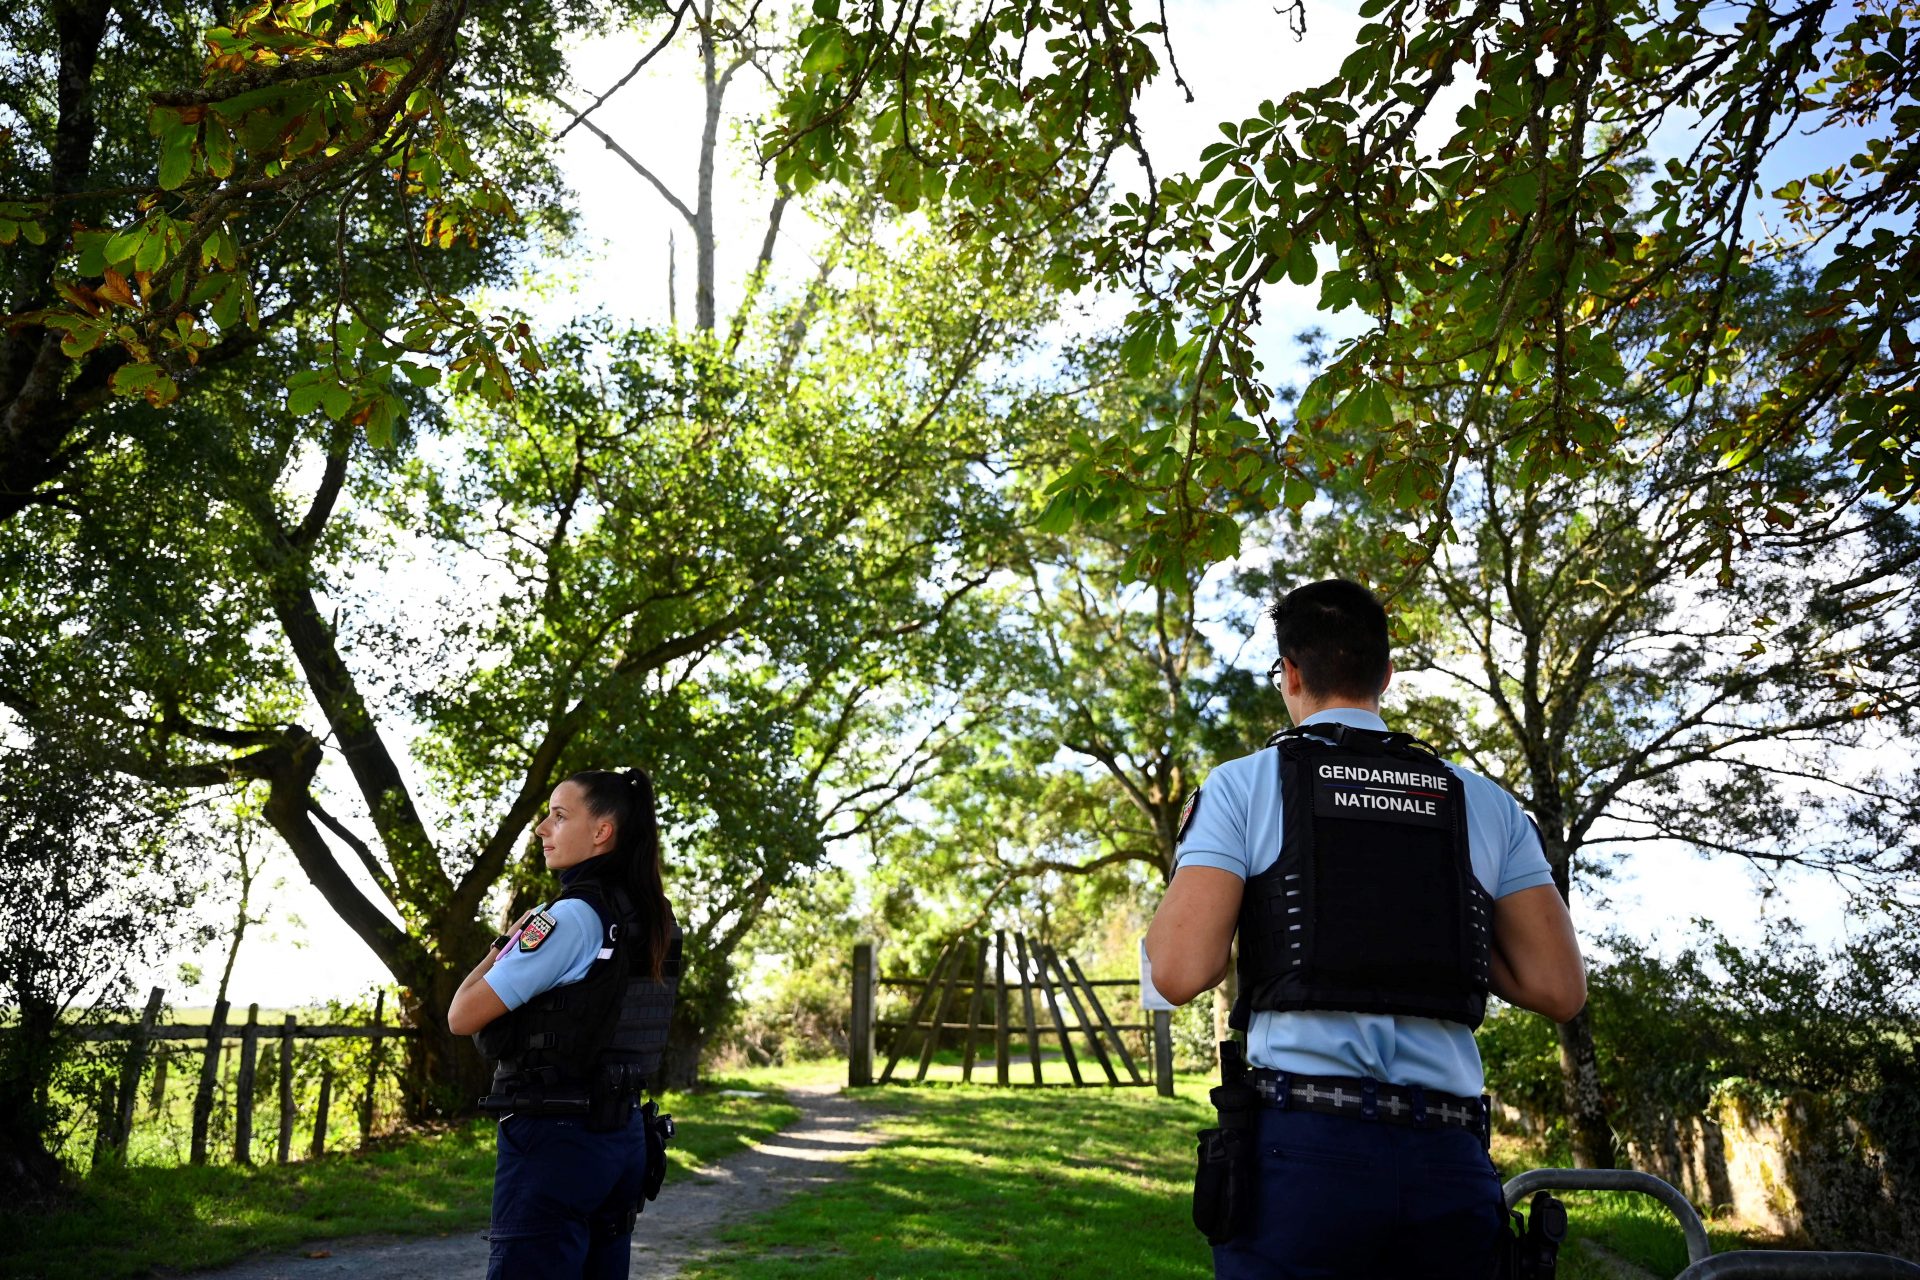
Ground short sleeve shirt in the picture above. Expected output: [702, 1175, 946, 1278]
[481, 898, 604, 1012]
[1176, 707, 1556, 1095]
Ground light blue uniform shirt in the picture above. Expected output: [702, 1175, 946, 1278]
[481, 898, 604, 1011]
[1176, 708, 1556, 1096]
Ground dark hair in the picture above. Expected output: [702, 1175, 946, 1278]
[1269, 579, 1391, 702]
[564, 767, 672, 982]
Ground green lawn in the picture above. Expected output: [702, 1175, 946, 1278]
[8, 1055, 1784, 1280]
[679, 1077, 1218, 1280]
[2, 1075, 800, 1280]
[672, 1072, 1772, 1280]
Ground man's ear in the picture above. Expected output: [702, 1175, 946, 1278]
[1380, 659, 1395, 698]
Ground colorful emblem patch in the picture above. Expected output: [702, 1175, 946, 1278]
[518, 909, 558, 953]
[1177, 788, 1203, 842]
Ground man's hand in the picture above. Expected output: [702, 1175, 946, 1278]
[1144, 867, 1245, 1006]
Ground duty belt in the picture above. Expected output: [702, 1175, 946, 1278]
[1246, 1068, 1490, 1144]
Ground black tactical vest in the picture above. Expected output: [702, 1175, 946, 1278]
[1231, 723, 1493, 1030]
[476, 872, 682, 1112]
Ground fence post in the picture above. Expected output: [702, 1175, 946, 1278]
[90, 1077, 118, 1170]
[960, 940, 988, 1083]
[849, 941, 876, 1087]
[111, 985, 165, 1158]
[1154, 1010, 1174, 1098]
[234, 1003, 260, 1165]
[149, 1049, 169, 1115]
[1012, 933, 1043, 1084]
[915, 940, 967, 1083]
[190, 998, 229, 1165]
[993, 930, 1010, 1086]
[311, 1067, 333, 1158]
[359, 990, 385, 1148]
[276, 1014, 297, 1163]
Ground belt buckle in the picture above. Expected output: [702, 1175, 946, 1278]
[1271, 1070, 1290, 1111]
[1360, 1077, 1378, 1121]
[1410, 1084, 1428, 1127]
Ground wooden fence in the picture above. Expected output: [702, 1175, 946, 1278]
[849, 931, 1175, 1096]
[75, 986, 413, 1168]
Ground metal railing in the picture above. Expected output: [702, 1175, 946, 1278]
[1503, 1168, 1920, 1280]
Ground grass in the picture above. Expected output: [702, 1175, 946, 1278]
[1490, 1133, 1771, 1280]
[2, 1074, 801, 1280]
[673, 1070, 1776, 1280]
[679, 1075, 1218, 1280]
[9, 1051, 1791, 1280]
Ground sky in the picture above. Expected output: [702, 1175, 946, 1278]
[154, 0, 1882, 1009]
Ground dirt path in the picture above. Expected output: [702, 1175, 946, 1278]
[186, 1084, 893, 1280]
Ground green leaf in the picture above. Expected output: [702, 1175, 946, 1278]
[1034, 488, 1078, 535]
[1287, 238, 1317, 286]
[320, 383, 353, 421]
[802, 27, 849, 74]
[287, 374, 327, 417]
[157, 123, 197, 190]
[104, 227, 144, 267]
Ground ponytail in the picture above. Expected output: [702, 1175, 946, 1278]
[564, 767, 673, 981]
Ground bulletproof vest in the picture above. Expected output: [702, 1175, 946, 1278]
[476, 874, 682, 1109]
[1232, 722, 1493, 1030]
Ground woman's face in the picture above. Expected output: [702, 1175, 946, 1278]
[534, 781, 614, 871]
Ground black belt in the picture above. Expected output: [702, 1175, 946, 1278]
[1246, 1068, 1489, 1143]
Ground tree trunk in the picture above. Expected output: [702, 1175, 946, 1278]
[1535, 821, 1615, 1167]
[1556, 1006, 1616, 1168]
[395, 923, 494, 1118]
[0, 1000, 70, 1206]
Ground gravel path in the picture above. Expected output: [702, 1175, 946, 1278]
[186, 1084, 893, 1280]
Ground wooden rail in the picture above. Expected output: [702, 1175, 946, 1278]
[851, 933, 1174, 1097]
[75, 986, 405, 1169]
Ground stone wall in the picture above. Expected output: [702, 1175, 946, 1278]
[1615, 1089, 1917, 1258]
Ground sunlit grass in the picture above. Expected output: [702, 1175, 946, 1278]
[4, 1073, 800, 1280]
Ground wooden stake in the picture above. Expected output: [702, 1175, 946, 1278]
[1154, 1010, 1175, 1098]
[149, 1050, 169, 1114]
[1045, 948, 1115, 1084]
[1065, 955, 1143, 1084]
[111, 986, 164, 1157]
[993, 930, 1010, 1086]
[879, 938, 956, 1084]
[234, 1003, 260, 1165]
[849, 941, 877, 1088]
[914, 939, 967, 1083]
[960, 939, 987, 1083]
[190, 999, 228, 1166]
[1012, 933, 1043, 1084]
[311, 1067, 333, 1158]
[276, 1014, 296, 1163]
[359, 991, 385, 1148]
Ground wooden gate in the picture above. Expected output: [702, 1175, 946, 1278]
[848, 931, 1174, 1096]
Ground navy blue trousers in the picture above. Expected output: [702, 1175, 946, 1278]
[1212, 1107, 1505, 1280]
[487, 1110, 649, 1280]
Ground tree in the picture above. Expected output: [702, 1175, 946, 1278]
[1268, 266, 1920, 1165]
[764, 0, 1920, 573]
[890, 359, 1286, 1048]
[0, 729, 212, 1200]
[0, 0, 599, 522]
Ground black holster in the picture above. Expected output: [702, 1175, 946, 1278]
[1497, 1191, 1568, 1279]
[1193, 1041, 1260, 1246]
[586, 1063, 644, 1133]
[636, 1100, 675, 1214]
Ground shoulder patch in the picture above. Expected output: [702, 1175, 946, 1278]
[518, 909, 558, 953]
[1177, 788, 1203, 842]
